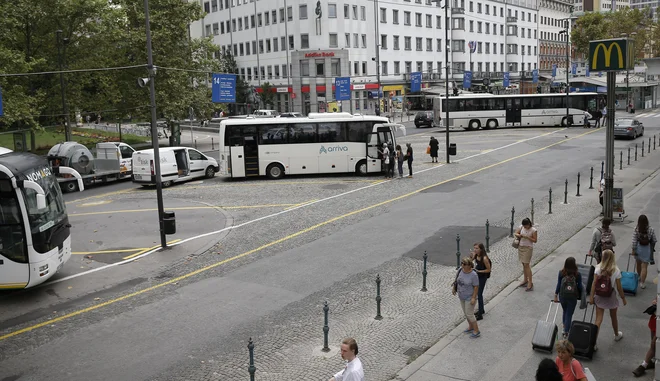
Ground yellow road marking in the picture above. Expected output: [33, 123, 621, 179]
[68, 189, 137, 204]
[0, 128, 597, 342]
[122, 239, 181, 260]
[80, 200, 112, 207]
[69, 204, 299, 217]
[73, 248, 149, 255]
[283, 199, 319, 211]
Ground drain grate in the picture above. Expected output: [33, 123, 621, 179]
[403, 347, 425, 358]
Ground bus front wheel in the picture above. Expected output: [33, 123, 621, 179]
[561, 117, 572, 127]
[467, 120, 481, 130]
[63, 181, 78, 193]
[356, 160, 368, 176]
[266, 163, 285, 179]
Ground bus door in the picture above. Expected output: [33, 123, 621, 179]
[365, 127, 394, 174]
[506, 98, 522, 126]
[229, 137, 246, 177]
[0, 188, 29, 289]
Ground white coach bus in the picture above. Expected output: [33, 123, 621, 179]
[432, 92, 599, 130]
[218, 113, 405, 179]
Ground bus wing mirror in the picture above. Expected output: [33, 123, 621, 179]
[20, 180, 48, 210]
[54, 166, 85, 192]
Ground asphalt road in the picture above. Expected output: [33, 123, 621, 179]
[1, 112, 659, 380]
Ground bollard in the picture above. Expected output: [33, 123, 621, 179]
[322, 301, 330, 352]
[248, 338, 256, 381]
[600, 161, 604, 180]
[421, 251, 428, 291]
[455, 234, 461, 270]
[564, 179, 568, 204]
[628, 146, 631, 165]
[375, 275, 383, 320]
[654, 135, 656, 150]
[589, 167, 594, 189]
[642, 140, 645, 157]
[211, 137, 214, 150]
[195, 139, 198, 149]
[509, 206, 515, 237]
[576, 173, 581, 197]
[485, 220, 490, 253]
[548, 188, 553, 214]
[635, 144, 638, 161]
[620, 151, 623, 170]
[531, 198, 535, 225]
[649, 137, 651, 153]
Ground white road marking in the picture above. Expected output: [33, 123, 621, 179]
[49, 128, 567, 285]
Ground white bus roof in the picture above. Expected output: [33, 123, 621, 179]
[435, 92, 598, 99]
[221, 113, 390, 125]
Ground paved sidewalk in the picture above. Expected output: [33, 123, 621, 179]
[395, 165, 660, 380]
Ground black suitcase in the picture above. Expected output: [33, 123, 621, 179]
[577, 255, 595, 309]
[568, 305, 598, 360]
[532, 301, 560, 352]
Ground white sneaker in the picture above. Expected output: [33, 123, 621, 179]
[615, 331, 624, 341]
[641, 283, 647, 289]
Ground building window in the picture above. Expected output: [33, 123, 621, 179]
[272, 10, 277, 24]
[405, 61, 412, 73]
[477, 21, 482, 33]
[239, 43, 244, 55]
[469, 1, 473, 12]
[345, 33, 351, 48]
[267, 66, 273, 79]
[353, 5, 358, 19]
[381, 34, 388, 49]
[477, 42, 482, 53]
[211, 0, 218, 12]
[259, 40, 264, 53]
[289, 35, 295, 49]
[329, 33, 338, 48]
[361, 34, 367, 48]
[232, 19, 236, 32]
[393, 10, 399, 24]
[477, 3, 482, 13]
[266, 39, 271, 53]
[331, 59, 340, 76]
[354, 61, 359, 75]
[328, 4, 337, 18]
[354, 33, 359, 48]
[485, 42, 490, 54]
[416, 37, 422, 51]
[345, 4, 350, 19]
[394, 61, 400, 75]
[485, 4, 489, 14]
[300, 5, 307, 19]
[212, 23, 219, 35]
[257, 13, 262, 27]
[246, 42, 250, 55]
[301, 34, 309, 49]
[279, 8, 285, 22]
[382, 61, 388, 76]
[316, 60, 324, 76]
[287, 6, 293, 21]
[380, 7, 387, 22]
[453, 18, 464, 30]
[265, 12, 270, 25]
[452, 40, 465, 52]
[281, 37, 286, 51]
[362, 61, 367, 75]
[252, 40, 256, 54]
[427, 61, 433, 74]
[393, 35, 400, 50]
[301, 60, 309, 76]
[273, 38, 278, 52]
[485, 23, 489, 34]
[416, 61, 423, 72]
[404, 11, 411, 25]
[282, 64, 288, 78]
[204, 1, 210, 13]
[361, 6, 366, 20]
[436, 15, 441, 29]
[426, 38, 432, 51]
[415, 13, 422, 26]
[404, 36, 411, 50]
[436, 38, 442, 52]
[275, 65, 280, 78]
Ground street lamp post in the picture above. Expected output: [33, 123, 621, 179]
[143, 0, 167, 249]
[374, 0, 382, 115]
[559, 20, 570, 126]
[56, 30, 72, 141]
[622, 32, 637, 113]
[430, 0, 450, 163]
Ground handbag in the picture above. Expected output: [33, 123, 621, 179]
[451, 269, 461, 293]
[426, 146, 431, 154]
[512, 234, 521, 249]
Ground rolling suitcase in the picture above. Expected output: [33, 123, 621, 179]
[532, 301, 559, 352]
[577, 255, 595, 309]
[569, 305, 598, 360]
[621, 253, 639, 295]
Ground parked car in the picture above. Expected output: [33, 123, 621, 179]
[278, 112, 303, 118]
[414, 111, 434, 128]
[253, 110, 279, 118]
[614, 118, 644, 139]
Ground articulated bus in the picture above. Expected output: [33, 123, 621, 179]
[218, 113, 405, 179]
[432, 92, 599, 130]
[0, 150, 83, 289]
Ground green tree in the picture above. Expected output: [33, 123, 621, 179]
[571, 8, 652, 57]
[260, 82, 276, 108]
[219, 51, 249, 113]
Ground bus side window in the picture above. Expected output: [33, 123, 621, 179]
[0, 195, 27, 263]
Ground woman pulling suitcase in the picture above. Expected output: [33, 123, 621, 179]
[589, 249, 627, 351]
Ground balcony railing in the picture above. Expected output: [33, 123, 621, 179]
[506, 16, 518, 23]
[452, 7, 465, 14]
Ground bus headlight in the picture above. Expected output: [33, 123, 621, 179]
[39, 264, 49, 272]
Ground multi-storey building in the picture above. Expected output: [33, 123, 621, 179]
[538, 0, 572, 77]
[573, 0, 629, 12]
[190, 0, 542, 113]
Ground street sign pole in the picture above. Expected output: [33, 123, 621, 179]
[604, 71, 615, 220]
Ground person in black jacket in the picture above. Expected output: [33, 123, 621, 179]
[429, 137, 439, 163]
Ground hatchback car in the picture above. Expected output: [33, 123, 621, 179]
[278, 112, 303, 118]
[414, 111, 434, 128]
[614, 118, 644, 139]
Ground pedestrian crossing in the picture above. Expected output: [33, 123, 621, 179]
[633, 109, 660, 118]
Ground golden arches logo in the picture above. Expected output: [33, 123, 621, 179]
[592, 42, 624, 69]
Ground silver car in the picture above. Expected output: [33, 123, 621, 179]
[614, 118, 644, 139]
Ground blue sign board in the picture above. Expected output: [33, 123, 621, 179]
[585, 64, 590, 77]
[552, 64, 557, 77]
[212, 73, 237, 103]
[571, 63, 577, 75]
[335, 77, 351, 101]
[532, 69, 539, 84]
[410, 72, 422, 93]
[503, 72, 510, 87]
[0, 87, 3, 117]
[463, 71, 473, 89]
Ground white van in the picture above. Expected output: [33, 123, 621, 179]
[132, 147, 218, 186]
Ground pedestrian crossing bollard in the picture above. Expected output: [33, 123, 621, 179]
[642, 140, 645, 157]
[620, 151, 623, 170]
[455, 234, 461, 270]
[195, 139, 198, 149]
[548, 188, 553, 214]
[509, 207, 515, 237]
[635, 144, 638, 161]
[654, 135, 656, 150]
[375, 275, 383, 320]
[576, 174, 581, 197]
[421, 251, 428, 292]
[531, 198, 535, 225]
[589, 167, 594, 189]
[600, 161, 604, 180]
[564, 179, 568, 204]
[211, 137, 214, 150]
[485, 220, 490, 253]
[628, 147, 631, 165]
[322, 301, 330, 352]
[649, 138, 652, 153]
[248, 338, 256, 381]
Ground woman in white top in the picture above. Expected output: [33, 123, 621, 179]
[589, 249, 627, 351]
[515, 218, 538, 292]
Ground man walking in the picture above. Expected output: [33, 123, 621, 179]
[601, 105, 607, 128]
[329, 338, 364, 381]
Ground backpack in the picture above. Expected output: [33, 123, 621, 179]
[559, 274, 579, 299]
[388, 145, 395, 160]
[600, 228, 614, 251]
[594, 273, 614, 297]
[639, 229, 650, 246]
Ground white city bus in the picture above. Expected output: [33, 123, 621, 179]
[218, 113, 404, 179]
[432, 92, 599, 130]
[0, 151, 83, 289]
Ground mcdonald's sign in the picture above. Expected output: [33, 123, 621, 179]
[589, 38, 633, 72]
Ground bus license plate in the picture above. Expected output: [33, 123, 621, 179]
[134, 175, 142, 180]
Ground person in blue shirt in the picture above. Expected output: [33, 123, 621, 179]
[553, 257, 583, 338]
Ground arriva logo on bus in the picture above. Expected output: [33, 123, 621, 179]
[319, 145, 349, 154]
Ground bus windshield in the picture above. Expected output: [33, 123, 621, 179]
[21, 166, 68, 253]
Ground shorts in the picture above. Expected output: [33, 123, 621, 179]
[460, 299, 476, 323]
[518, 246, 533, 264]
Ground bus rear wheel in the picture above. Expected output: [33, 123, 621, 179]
[466, 120, 481, 130]
[356, 160, 368, 176]
[483, 119, 498, 129]
[266, 163, 285, 179]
